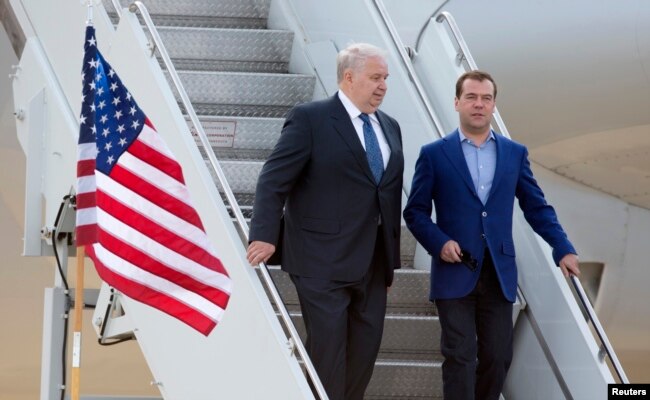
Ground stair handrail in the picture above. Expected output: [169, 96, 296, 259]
[110, 0, 122, 18]
[435, 10, 629, 384]
[108, 2, 329, 398]
[371, 0, 446, 139]
[570, 275, 629, 382]
[432, 12, 511, 139]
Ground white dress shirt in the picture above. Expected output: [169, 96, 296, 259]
[338, 91, 391, 168]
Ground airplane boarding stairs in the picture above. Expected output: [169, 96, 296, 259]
[6, 0, 624, 398]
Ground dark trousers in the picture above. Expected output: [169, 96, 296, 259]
[290, 230, 388, 400]
[435, 250, 513, 400]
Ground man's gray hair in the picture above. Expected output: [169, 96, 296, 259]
[336, 43, 387, 83]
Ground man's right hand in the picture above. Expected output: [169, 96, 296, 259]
[440, 240, 462, 263]
[247, 241, 276, 266]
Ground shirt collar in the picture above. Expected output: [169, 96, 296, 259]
[338, 90, 379, 124]
[459, 129, 496, 145]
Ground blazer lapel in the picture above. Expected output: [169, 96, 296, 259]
[376, 110, 400, 181]
[329, 95, 377, 183]
[441, 130, 479, 199]
[488, 132, 511, 199]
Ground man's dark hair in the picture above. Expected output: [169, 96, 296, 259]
[455, 70, 497, 99]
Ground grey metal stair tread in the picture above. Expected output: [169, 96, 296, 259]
[295, 360, 443, 399]
[260, 266, 433, 313]
[169, 59, 288, 74]
[283, 311, 441, 358]
[212, 148, 272, 161]
[400, 227, 417, 268]
[170, 71, 314, 117]
[368, 360, 442, 398]
[232, 215, 416, 264]
[105, 0, 270, 29]
[157, 27, 293, 66]
[189, 116, 283, 150]
[374, 359, 442, 367]
[157, 27, 293, 73]
[210, 160, 262, 194]
[190, 104, 292, 118]
[106, 0, 270, 19]
[221, 192, 256, 209]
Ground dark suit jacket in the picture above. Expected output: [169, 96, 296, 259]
[250, 94, 404, 285]
[403, 130, 575, 302]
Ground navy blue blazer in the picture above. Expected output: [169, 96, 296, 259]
[403, 130, 575, 302]
[250, 94, 404, 285]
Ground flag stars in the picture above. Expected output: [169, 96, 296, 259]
[107, 155, 115, 165]
[114, 110, 123, 120]
[89, 81, 96, 90]
[131, 120, 140, 130]
[110, 82, 119, 92]
[90, 103, 96, 112]
[97, 87, 105, 96]
[88, 58, 99, 69]
[91, 125, 97, 135]
[97, 100, 106, 110]
[126, 92, 132, 101]
[104, 142, 113, 151]
[108, 69, 115, 78]
[95, 73, 102, 82]
[79, 115, 87, 125]
[117, 124, 125, 134]
[87, 37, 96, 47]
[102, 128, 110, 137]
[100, 114, 108, 124]
[118, 137, 128, 147]
[112, 96, 121, 106]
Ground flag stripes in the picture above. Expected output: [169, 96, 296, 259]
[75, 25, 231, 335]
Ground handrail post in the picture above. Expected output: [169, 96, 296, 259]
[105, 2, 329, 398]
[372, 0, 446, 139]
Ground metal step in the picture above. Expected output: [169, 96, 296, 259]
[158, 27, 293, 73]
[210, 160, 262, 194]
[171, 71, 315, 117]
[285, 312, 441, 360]
[232, 211, 416, 262]
[294, 359, 442, 399]
[400, 226, 417, 268]
[261, 266, 433, 315]
[367, 360, 442, 399]
[105, 0, 271, 29]
[190, 115, 283, 152]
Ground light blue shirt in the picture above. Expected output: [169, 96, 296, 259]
[459, 130, 497, 205]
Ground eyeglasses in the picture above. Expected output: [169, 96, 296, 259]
[460, 249, 478, 272]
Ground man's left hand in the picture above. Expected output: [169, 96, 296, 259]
[559, 254, 580, 277]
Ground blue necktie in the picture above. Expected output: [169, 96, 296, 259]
[359, 113, 384, 184]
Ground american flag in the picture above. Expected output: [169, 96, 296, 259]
[75, 25, 232, 336]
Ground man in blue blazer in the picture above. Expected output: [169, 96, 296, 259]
[247, 43, 403, 399]
[403, 70, 580, 400]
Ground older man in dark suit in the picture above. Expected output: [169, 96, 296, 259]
[247, 43, 404, 400]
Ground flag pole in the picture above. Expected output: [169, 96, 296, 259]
[70, 246, 85, 400]
[71, 5, 94, 400]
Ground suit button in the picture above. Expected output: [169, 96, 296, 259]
[481, 211, 487, 217]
